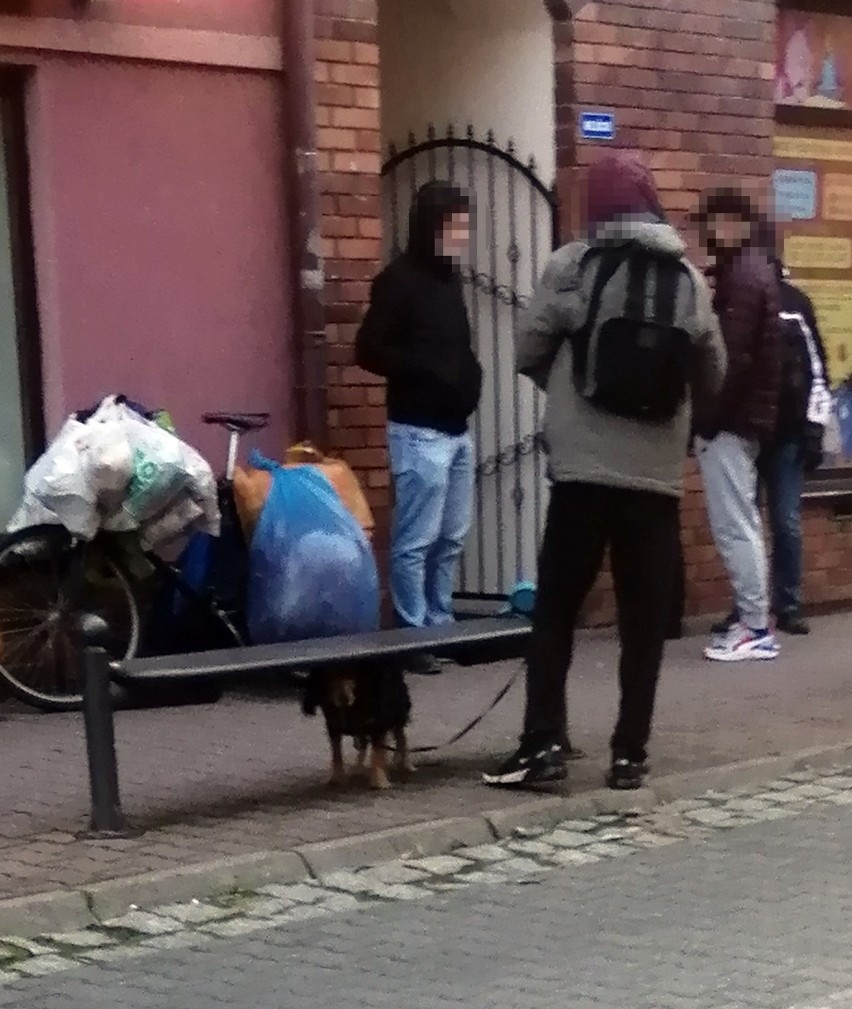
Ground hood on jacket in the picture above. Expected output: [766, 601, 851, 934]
[591, 213, 687, 259]
[585, 151, 666, 231]
[407, 181, 470, 270]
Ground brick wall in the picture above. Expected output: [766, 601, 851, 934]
[564, 0, 777, 234]
[317, 0, 852, 624]
[558, 0, 852, 623]
[313, 1, 391, 572]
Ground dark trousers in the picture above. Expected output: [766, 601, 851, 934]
[758, 440, 805, 616]
[523, 482, 679, 763]
[668, 510, 685, 639]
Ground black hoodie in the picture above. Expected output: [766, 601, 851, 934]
[774, 262, 831, 444]
[355, 182, 483, 435]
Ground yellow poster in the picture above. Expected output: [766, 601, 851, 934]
[774, 135, 852, 161]
[795, 279, 852, 385]
[823, 173, 852, 220]
[784, 235, 852, 270]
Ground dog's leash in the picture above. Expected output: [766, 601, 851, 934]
[384, 663, 524, 754]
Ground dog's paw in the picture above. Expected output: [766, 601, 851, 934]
[327, 769, 348, 789]
[369, 770, 392, 791]
[394, 756, 416, 777]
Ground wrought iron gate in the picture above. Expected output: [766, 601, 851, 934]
[382, 125, 560, 599]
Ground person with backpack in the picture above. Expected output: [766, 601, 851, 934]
[692, 188, 782, 662]
[482, 151, 726, 791]
[355, 182, 482, 674]
[712, 262, 831, 636]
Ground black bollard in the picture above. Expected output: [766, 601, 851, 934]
[77, 615, 134, 839]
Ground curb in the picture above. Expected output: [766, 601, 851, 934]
[3, 740, 850, 939]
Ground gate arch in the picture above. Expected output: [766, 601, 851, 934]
[382, 126, 560, 599]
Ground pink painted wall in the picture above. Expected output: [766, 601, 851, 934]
[26, 57, 293, 464]
[15, 0, 281, 36]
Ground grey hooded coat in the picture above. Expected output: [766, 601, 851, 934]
[518, 214, 727, 498]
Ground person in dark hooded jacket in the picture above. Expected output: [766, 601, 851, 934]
[483, 151, 725, 792]
[712, 261, 831, 636]
[692, 187, 782, 662]
[356, 182, 482, 671]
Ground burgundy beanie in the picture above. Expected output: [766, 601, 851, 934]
[585, 151, 664, 230]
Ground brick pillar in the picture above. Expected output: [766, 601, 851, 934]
[313, 2, 391, 571]
[552, 11, 575, 240]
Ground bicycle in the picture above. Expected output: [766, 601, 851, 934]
[0, 410, 269, 712]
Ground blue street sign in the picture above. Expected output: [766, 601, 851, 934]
[579, 111, 615, 142]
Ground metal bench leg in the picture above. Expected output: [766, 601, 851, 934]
[78, 643, 133, 839]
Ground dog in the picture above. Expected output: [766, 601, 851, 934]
[302, 662, 413, 790]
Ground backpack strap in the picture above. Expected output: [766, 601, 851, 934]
[625, 253, 648, 317]
[652, 258, 681, 327]
[571, 246, 632, 379]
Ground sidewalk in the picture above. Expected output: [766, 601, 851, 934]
[0, 613, 849, 916]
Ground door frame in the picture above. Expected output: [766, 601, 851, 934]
[0, 67, 43, 463]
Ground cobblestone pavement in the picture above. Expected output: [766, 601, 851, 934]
[0, 614, 849, 903]
[0, 762, 850, 1006]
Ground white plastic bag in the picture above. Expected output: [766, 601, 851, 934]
[7, 417, 100, 538]
[7, 395, 220, 552]
[823, 393, 843, 462]
[178, 440, 220, 536]
[81, 418, 133, 507]
[97, 402, 189, 528]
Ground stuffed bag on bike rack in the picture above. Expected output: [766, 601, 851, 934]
[245, 453, 380, 644]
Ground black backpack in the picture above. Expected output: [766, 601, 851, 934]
[571, 245, 694, 423]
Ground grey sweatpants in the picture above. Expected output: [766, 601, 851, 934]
[695, 432, 770, 630]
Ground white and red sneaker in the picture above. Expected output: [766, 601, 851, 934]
[704, 623, 780, 662]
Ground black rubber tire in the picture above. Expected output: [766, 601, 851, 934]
[0, 525, 141, 712]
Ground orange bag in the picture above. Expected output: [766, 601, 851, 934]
[233, 466, 272, 541]
[233, 443, 375, 543]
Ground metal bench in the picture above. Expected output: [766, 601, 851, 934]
[79, 615, 532, 839]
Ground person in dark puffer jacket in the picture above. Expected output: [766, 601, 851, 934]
[692, 187, 782, 663]
[712, 262, 831, 637]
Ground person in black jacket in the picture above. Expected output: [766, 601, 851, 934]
[760, 264, 831, 634]
[355, 182, 482, 672]
[713, 262, 831, 636]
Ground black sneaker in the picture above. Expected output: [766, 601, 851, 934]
[777, 611, 810, 636]
[710, 610, 739, 637]
[482, 741, 567, 788]
[606, 758, 647, 791]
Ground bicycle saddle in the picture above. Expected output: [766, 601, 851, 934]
[202, 412, 270, 433]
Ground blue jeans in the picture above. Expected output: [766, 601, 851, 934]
[760, 440, 804, 616]
[387, 422, 474, 628]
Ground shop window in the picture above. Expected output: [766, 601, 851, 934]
[775, 6, 852, 478]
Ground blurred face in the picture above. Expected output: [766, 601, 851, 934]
[703, 213, 752, 253]
[437, 210, 470, 262]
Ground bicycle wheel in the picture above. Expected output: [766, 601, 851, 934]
[0, 525, 140, 712]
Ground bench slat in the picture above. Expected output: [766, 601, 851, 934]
[120, 616, 531, 681]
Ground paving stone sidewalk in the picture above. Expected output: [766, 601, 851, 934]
[0, 613, 849, 909]
[0, 760, 849, 995]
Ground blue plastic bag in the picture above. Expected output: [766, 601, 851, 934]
[245, 453, 380, 644]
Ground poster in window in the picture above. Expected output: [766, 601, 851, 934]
[776, 10, 852, 110]
[774, 123, 852, 466]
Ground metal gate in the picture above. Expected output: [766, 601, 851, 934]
[382, 125, 560, 599]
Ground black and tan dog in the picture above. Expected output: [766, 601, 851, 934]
[302, 663, 413, 789]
